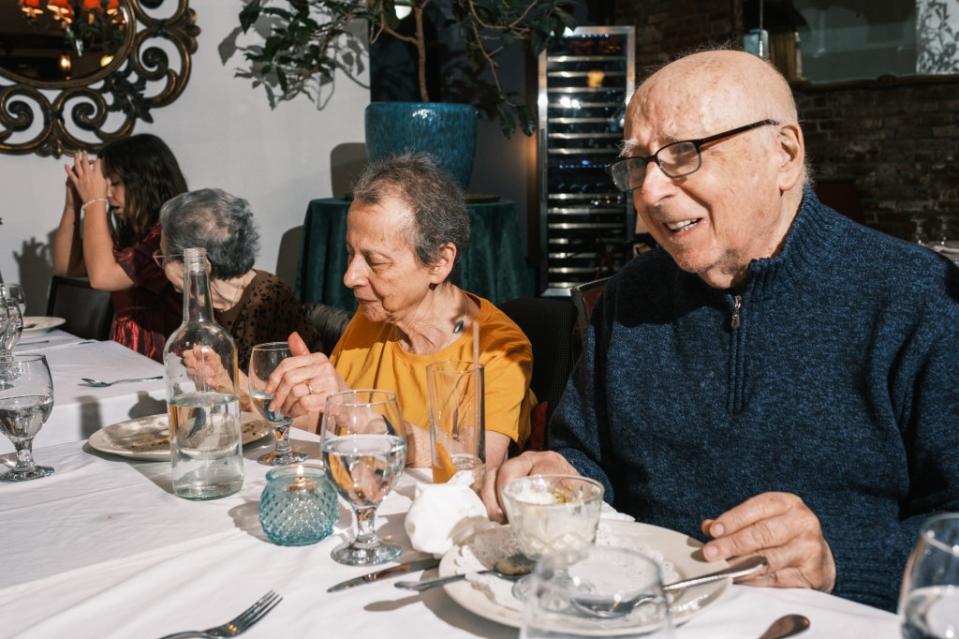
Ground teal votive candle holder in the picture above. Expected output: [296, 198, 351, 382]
[259, 463, 338, 546]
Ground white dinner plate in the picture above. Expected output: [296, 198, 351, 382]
[439, 520, 730, 632]
[21, 316, 66, 334]
[88, 412, 273, 461]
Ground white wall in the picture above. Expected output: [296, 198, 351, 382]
[0, 2, 370, 314]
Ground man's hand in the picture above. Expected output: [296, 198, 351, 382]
[481, 450, 579, 523]
[701, 492, 836, 592]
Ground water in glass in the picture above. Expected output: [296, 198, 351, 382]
[0, 355, 54, 481]
[169, 391, 243, 499]
[321, 389, 406, 565]
[248, 342, 306, 465]
[899, 513, 959, 639]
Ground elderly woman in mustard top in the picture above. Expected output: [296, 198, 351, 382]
[267, 153, 534, 476]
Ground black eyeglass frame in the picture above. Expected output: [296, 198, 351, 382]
[607, 119, 779, 192]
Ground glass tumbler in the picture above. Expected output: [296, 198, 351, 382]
[899, 513, 959, 639]
[522, 545, 674, 638]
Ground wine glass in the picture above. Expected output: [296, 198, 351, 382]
[0, 355, 55, 481]
[248, 342, 307, 466]
[936, 214, 951, 246]
[899, 513, 959, 638]
[321, 389, 407, 566]
[911, 215, 928, 245]
[522, 546, 674, 638]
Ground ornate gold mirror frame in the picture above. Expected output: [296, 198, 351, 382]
[0, 0, 199, 157]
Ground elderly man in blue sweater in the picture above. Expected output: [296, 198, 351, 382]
[484, 49, 959, 611]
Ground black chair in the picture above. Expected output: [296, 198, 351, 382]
[500, 297, 578, 450]
[570, 277, 609, 350]
[302, 303, 351, 355]
[46, 276, 114, 340]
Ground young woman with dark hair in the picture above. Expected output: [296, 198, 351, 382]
[51, 134, 188, 361]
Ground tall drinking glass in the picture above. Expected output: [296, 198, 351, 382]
[248, 342, 307, 465]
[1, 284, 26, 320]
[522, 546, 674, 638]
[899, 513, 959, 639]
[321, 389, 406, 565]
[0, 290, 23, 389]
[427, 360, 484, 490]
[0, 355, 54, 481]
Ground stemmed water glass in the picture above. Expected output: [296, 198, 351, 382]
[899, 513, 959, 638]
[1, 284, 26, 320]
[321, 389, 406, 565]
[248, 342, 307, 466]
[0, 355, 55, 481]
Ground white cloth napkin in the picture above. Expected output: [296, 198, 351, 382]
[404, 473, 491, 556]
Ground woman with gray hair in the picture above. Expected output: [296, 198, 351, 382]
[266, 154, 535, 481]
[158, 188, 318, 370]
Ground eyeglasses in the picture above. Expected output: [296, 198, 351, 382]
[607, 119, 779, 192]
[152, 250, 183, 268]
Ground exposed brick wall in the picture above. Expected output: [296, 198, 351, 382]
[796, 82, 959, 240]
[614, 1, 959, 241]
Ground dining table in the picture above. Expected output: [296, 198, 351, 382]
[5, 330, 165, 453]
[0, 338, 900, 638]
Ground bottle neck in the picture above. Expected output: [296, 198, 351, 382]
[182, 257, 214, 324]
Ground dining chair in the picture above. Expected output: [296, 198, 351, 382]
[302, 302, 351, 354]
[45, 276, 114, 340]
[570, 277, 609, 350]
[499, 296, 578, 451]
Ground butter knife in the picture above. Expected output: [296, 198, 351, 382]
[327, 558, 440, 592]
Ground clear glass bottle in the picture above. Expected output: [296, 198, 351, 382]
[163, 248, 244, 499]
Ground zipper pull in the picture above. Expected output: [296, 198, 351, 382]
[730, 295, 742, 330]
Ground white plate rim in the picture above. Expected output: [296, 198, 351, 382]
[21, 316, 66, 334]
[439, 519, 731, 632]
[88, 411, 272, 461]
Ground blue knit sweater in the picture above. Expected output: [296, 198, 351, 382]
[550, 189, 959, 611]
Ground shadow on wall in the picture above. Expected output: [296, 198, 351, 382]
[331, 142, 367, 197]
[15, 235, 53, 315]
[275, 226, 303, 288]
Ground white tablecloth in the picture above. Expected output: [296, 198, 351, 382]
[6, 331, 165, 453]
[0, 433, 898, 639]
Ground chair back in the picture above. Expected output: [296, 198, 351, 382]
[499, 297, 577, 449]
[570, 277, 609, 348]
[45, 276, 114, 340]
[302, 303, 351, 354]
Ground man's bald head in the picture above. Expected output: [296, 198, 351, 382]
[622, 49, 808, 290]
[626, 50, 798, 154]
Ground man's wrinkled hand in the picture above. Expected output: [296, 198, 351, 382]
[701, 491, 836, 592]
[481, 451, 579, 523]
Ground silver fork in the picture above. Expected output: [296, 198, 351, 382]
[157, 591, 282, 639]
[81, 375, 163, 387]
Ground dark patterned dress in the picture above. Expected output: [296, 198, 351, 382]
[214, 270, 319, 372]
[111, 224, 183, 362]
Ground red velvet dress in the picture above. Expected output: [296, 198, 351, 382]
[111, 225, 182, 362]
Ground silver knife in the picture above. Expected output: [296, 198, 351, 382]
[327, 558, 440, 592]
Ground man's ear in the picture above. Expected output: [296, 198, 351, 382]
[428, 243, 457, 284]
[776, 122, 805, 193]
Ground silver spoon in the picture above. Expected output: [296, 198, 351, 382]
[396, 554, 767, 595]
[80, 375, 163, 388]
[758, 614, 811, 639]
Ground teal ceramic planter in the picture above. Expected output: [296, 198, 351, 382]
[365, 102, 477, 188]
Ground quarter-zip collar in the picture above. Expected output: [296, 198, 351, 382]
[742, 185, 841, 302]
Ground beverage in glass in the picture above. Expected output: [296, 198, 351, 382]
[0, 355, 55, 481]
[426, 359, 485, 490]
[163, 248, 243, 500]
[248, 342, 307, 465]
[900, 513, 959, 639]
[321, 389, 406, 565]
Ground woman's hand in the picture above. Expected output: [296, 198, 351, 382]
[64, 151, 109, 206]
[266, 332, 349, 431]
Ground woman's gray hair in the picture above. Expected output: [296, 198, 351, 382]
[351, 153, 469, 269]
[159, 188, 260, 279]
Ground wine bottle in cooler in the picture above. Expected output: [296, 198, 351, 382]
[163, 247, 243, 499]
